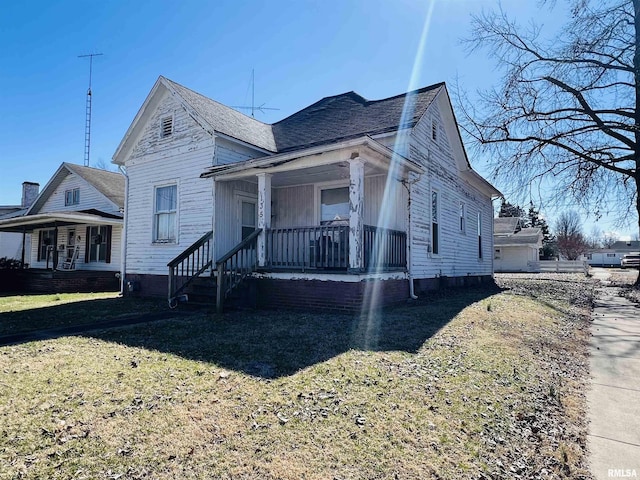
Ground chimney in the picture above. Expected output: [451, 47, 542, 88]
[21, 182, 40, 208]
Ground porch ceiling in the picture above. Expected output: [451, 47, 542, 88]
[236, 161, 386, 187]
[0, 211, 123, 233]
[203, 136, 424, 186]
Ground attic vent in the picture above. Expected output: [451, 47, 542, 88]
[431, 120, 438, 142]
[160, 116, 173, 138]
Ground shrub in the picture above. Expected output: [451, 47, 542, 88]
[0, 257, 23, 270]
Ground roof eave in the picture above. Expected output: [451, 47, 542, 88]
[202, 136, 423, 179]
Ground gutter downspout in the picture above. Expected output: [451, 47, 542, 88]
[404, 173, 419, 300]
[118, 165, 129, 295]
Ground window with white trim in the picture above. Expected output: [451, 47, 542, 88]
[431, 190, 439, 254]
[65, 188, 80, 206]
[459, 202, 466, 233]
[477, 212, 483, 259]
[154, 184, 177, 243]
[160, 116, 173, 139]
[494, 248, 501, 260]
[320, 186, 350, 224]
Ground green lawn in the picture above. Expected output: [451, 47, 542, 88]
[0, 277, 594, 479]
[0, 292, 165, 336]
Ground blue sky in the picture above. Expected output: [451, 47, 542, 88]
[1, 0, 636, 240]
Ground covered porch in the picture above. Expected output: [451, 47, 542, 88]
[0, 211, 122, 293]
[204, 136, 422, 275]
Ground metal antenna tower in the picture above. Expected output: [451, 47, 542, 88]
[231, 69, 279, 117]
[78, 53, 103, 166]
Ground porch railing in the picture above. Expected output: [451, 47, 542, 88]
[216, 228, 261, 314]
[363, 225, 407, 270]
[167, 230, 213, 304]
[264, 224, 406, 271]
[265, 225, 349, 270]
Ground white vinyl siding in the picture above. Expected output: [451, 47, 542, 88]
[39, 174, 117, 214]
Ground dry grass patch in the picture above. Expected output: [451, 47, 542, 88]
[0, 293, 165, 336]
[0, 277, 594, 479]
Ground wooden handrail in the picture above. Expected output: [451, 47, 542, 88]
[215, 228, 261, 314]
[168, 230, 213, 268]
[216, 228, 262, 265]
[167, 230, 213, 304]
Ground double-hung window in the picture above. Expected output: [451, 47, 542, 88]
[459, 202, 466, 233]
[431, 190, 439, 255]
[154, 184, 177, 243]
[478, 212, 483, 259]
[65, 188, 80, 206]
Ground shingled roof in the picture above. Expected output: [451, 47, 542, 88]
[28, 163, 125, 214]
[271, 84, 444, 152]
[163, 77, 277, 152]
[64, 163, 125, 209]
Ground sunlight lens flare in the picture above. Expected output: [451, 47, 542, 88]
[359, 0, 436, 329]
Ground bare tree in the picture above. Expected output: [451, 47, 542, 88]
[602, 232, 619, 248]
[555, 211, 589, 260]
[457, 0, 640, 284]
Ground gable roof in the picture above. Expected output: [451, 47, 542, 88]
[28, 163, 125, 214]
[494, 226, 543, 247]
[494, 217, 521, 235]
[271, 84, 443, 152]
[162, 77, 277, 152]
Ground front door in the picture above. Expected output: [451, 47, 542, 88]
[239, 196, 257, 241]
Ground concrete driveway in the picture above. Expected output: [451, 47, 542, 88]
[588, 268, 640, 479]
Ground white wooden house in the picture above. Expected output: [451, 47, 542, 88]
[493, 217, 543, 272]
[0, 163, 124, 293]
[113, 76, 501, 311]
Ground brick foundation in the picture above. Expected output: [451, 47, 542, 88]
[123, 273, 168, 298]
[256, 278, 410, 313]
[9, 269, 120, 294]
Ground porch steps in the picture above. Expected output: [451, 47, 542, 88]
[179, 277, 256, 311]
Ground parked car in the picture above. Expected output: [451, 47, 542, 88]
[620, 253, 640, 269]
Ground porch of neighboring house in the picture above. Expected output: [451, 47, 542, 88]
[169, 140, 420, 312]
[0, 212, 122, 293]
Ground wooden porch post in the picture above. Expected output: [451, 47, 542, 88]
[349, 157, 365, 271]
[257, 173, 272, 267]
[52, 224, 59, 271]
[21, 228, 26, 268]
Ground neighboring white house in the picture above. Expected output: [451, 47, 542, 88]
[112, 76, 501, 311]
[0, 182, 39, 262]
[493, 217, 543, 272]
[0, 163, 125, 293]
[585, 240, 640, 267]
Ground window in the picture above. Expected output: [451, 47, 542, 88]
[586, 253, 593, 260]
[320, 187, 350, 224]
[494, 248, 501, 260]
[432, 120, 438, 142]
[478, 212, 483, 259]
[160, 116, 173, 138]
[37, 229, 56, 262]
[65, 188, 80, 206]
[241, 200, 256, 240]
[85, 225, 112, 263]
[606, 253, 616, 257]
[154, 184, 177, 243]
[431, 190, 439, 254]
[459, 202, 466, 233]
